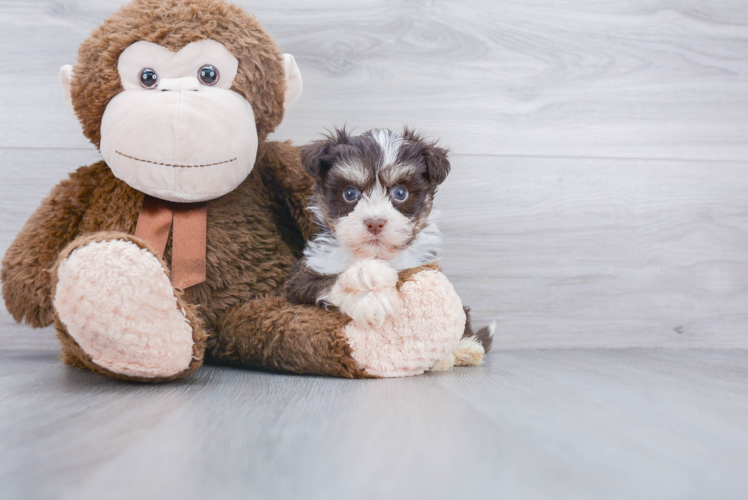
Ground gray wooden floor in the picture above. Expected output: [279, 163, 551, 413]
[2, 349, 748, 500]
[2, 1, 748, 498]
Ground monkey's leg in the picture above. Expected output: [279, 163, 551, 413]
[209, 264, 465, 378]
[51, 232, 206, 382]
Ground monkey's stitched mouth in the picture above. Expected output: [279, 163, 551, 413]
[115, 151, 237, 169]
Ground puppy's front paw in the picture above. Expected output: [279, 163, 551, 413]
[343, 269, 467, 378]
[325, 259, 401, 327]
[338, 287, 401, 327]
[339, 258, 399, 293]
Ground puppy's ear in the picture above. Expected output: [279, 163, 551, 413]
[402, 127, 451, 185]
[422, 142, 450, 185]
[300, 140, 333, 180]
[300, 128, 351, 180]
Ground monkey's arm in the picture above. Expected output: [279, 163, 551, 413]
[285, 260, 337, 306]
[207, 263, 465, 378]
[208, 294, 370, 378]
[1, 163, 102, 327]
[255, 141, 317, 241]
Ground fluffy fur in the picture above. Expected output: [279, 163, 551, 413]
[287, 128, 493, 356]
[70, 0, 286, 147]
[0, 0, 367, 380]
[302, 213, 442, 276]
[286, 127, 448, 314]
[321, 258, 402, 327]
[54, 238, 195, 378]
[1, 0, 484, 381]
[344, 268, 466, 378]
[2, 138, 369, 379]
[49, 231, 207, 383]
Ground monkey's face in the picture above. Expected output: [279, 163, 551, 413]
[97, 40, 255, 202]
[60, 0, 303, 203]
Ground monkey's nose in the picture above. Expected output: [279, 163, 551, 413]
[159, 77, 200, 92]
[365, 218, 386, 235]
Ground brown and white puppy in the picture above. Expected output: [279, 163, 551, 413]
[287, 128, 492, 366]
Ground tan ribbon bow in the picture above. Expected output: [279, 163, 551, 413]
[134, 195, 207, 289]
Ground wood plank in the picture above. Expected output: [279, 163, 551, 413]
[1, 349, 747, 499]
[2, 148, 747, 350]
[1, 0, 747, 159]
[437, 154, 748, 348]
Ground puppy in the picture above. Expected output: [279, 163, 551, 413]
[286, 127, 493, 369]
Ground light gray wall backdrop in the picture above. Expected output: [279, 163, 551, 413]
[1, 0, 747, 349]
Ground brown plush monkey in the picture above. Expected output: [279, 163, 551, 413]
[1, 0, 468, 381]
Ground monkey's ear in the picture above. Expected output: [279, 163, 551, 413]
[282, 54, 303, 110]
[60, 65, 75, 115]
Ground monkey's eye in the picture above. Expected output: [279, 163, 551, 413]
[198, 65, 219, 86]
[343, 187, 360, 202]
[139, 68, 159, 89]
[392, 186, 408, 201]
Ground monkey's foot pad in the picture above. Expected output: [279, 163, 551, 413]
[345, 269, 466, 378]
[53, 239, 194, 378]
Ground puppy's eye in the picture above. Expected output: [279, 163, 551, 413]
[343, 187, 360, 202]
[139, 68, 159, 89]
[198, 64, 219, 86]
[392, 186, 408, 201]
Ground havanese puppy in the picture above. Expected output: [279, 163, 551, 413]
[286, 127, 493, 369]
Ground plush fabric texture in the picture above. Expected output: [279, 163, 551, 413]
[54, 238, 195, 378]
[60, 65, 74, 113]
[1, 141, 369, 379]
[429, 351, 456, 372]
[100, 39, 258, 202]
[69, 0, 287, 148]
[2, 142, 470, 380]
[282, 54, 302, 109]
[100, 85, 257, 202]
[117, 40, 239, 91]
[210, 295, 369, 378]
[345, 269, 466, 378]
[1, 0, 472, 382]
[49, 232, 206, 383]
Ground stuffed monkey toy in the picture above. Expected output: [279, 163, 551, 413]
[1, 0, 469, 381]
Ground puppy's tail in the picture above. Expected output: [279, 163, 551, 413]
[461, 307, 495, 353]
[472, 322, 496, 353]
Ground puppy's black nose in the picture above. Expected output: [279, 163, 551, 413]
[365, 218, 386, 235]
